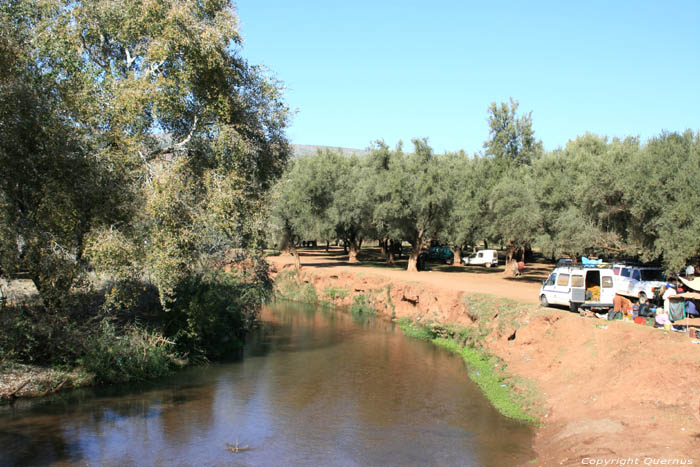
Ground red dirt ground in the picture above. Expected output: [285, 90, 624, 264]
[269, 247, 700, 466]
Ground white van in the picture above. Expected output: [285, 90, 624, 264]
[612, 264, 665, 301]
[539, 265, 616, 312]
[462, 249, 498, 267]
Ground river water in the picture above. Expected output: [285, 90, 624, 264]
[0, 302, 534, 466]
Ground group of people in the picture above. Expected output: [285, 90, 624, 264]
[608, 281, 699, 325]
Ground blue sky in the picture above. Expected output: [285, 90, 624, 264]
[235, 1, 700, 154]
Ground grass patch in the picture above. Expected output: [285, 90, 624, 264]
[351, 294, 375, 315]
[397, 317, 436, 340]
[397, 315, 540, 424]
[323, 287, 349, 301]
[273, 270, 318, 304]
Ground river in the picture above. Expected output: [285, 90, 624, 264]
[0, 302, 534, 466]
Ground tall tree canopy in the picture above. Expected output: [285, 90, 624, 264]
[0, 0, 291, 308]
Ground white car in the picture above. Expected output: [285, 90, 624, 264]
[462, 249, 498, 267]
[612, 264, 665, 301]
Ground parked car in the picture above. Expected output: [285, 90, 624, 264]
[539, 264, 616, 312]
[428, 246, 454, 264]
[555, 257, 574, 267]
[462, 249, 498, 268]
[612, 263, 666, 301]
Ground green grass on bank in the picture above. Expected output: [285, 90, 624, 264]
[397, 316, 540, 424]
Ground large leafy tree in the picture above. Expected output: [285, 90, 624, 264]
[374, 139, 451, 272]
[489, 167, 542, 272]
[438, 153, 495, 263]
[628, 131, 700, 271]
[0, 0, 290, 308]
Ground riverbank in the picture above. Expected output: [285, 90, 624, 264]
[268, 247, 700, 465]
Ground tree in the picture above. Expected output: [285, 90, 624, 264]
[374, 139, 451, 272]
[484, 98, 542, 168]
[628, 131, 700, 271]
[0, 0, 290, 308]
[489, 168, 542, 273]
[438, 153, 493, 264]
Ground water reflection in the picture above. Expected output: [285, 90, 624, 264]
[0, 302, 533, 466]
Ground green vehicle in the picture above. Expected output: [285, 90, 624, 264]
[428, 246, 454, 264]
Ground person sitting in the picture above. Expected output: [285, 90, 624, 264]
[610, 294, 632, 320]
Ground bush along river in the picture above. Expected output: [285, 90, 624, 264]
[0, 301, 534, 466]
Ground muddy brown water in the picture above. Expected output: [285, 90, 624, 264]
[0, 302, 534, 466]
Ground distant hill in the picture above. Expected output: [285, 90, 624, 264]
[292, 144, 368, 158]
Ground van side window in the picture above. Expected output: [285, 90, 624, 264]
[477, 252, 483, 258]
[557, 273, 570, 287]
[570, 275, 584, 287]
[602, 276, 613, 288]
[632, 270, 641, 281]
[545, 274, 556, 286]
[621, 268, 631, 278]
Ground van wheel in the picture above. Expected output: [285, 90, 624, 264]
[485, 263, 492, 268]
[569, 302, 579, 313]
[638, 292, 647, 303]
[540, 295, 549, 307]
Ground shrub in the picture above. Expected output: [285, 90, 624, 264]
[163, 272, 267, 359]
[81, 320, 178, 384]
[351, 294, 375, 315]
[273, 270, 317, 304]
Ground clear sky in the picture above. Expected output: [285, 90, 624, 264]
[235, 1, 700, 154]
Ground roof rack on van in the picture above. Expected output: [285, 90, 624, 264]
[558, 262, 612, 269]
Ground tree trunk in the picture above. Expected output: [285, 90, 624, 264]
[348, 241, 359, 263]
[407, 237, 423, 272]
[451, 246, 462, 266]
[407, 249, 419, 272]
[325, 240, 329, 252]
[380, 238, 387, 256]
[290, 245, 302, 270]
[505, 246, 517, 276]
[387, 250, 395, 265]
[347, 232, 360, 263]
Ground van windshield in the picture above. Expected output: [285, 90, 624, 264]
[640, 269, 665, 281]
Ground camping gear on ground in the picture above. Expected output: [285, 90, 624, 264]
[638, 303, 653, 317]
[607, 311, 623, 320]
[667, 296, 686, 321]
[634, 316, 646, 325]
[655, 312, 671, 326]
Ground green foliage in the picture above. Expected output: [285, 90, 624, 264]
[350, 294, 375, 315]
[484, 98, 543, 168]
[164, 264, 270, 359]
[273, 270, 318, 304]
[2, 0, 289, 317]
[81, 320, 178, 384]
[397, 317, 437, 340]
[324, 287, 349, 300]
[0, 295, 105, 365]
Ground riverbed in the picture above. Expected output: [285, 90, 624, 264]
[0, 302, 534, 466]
